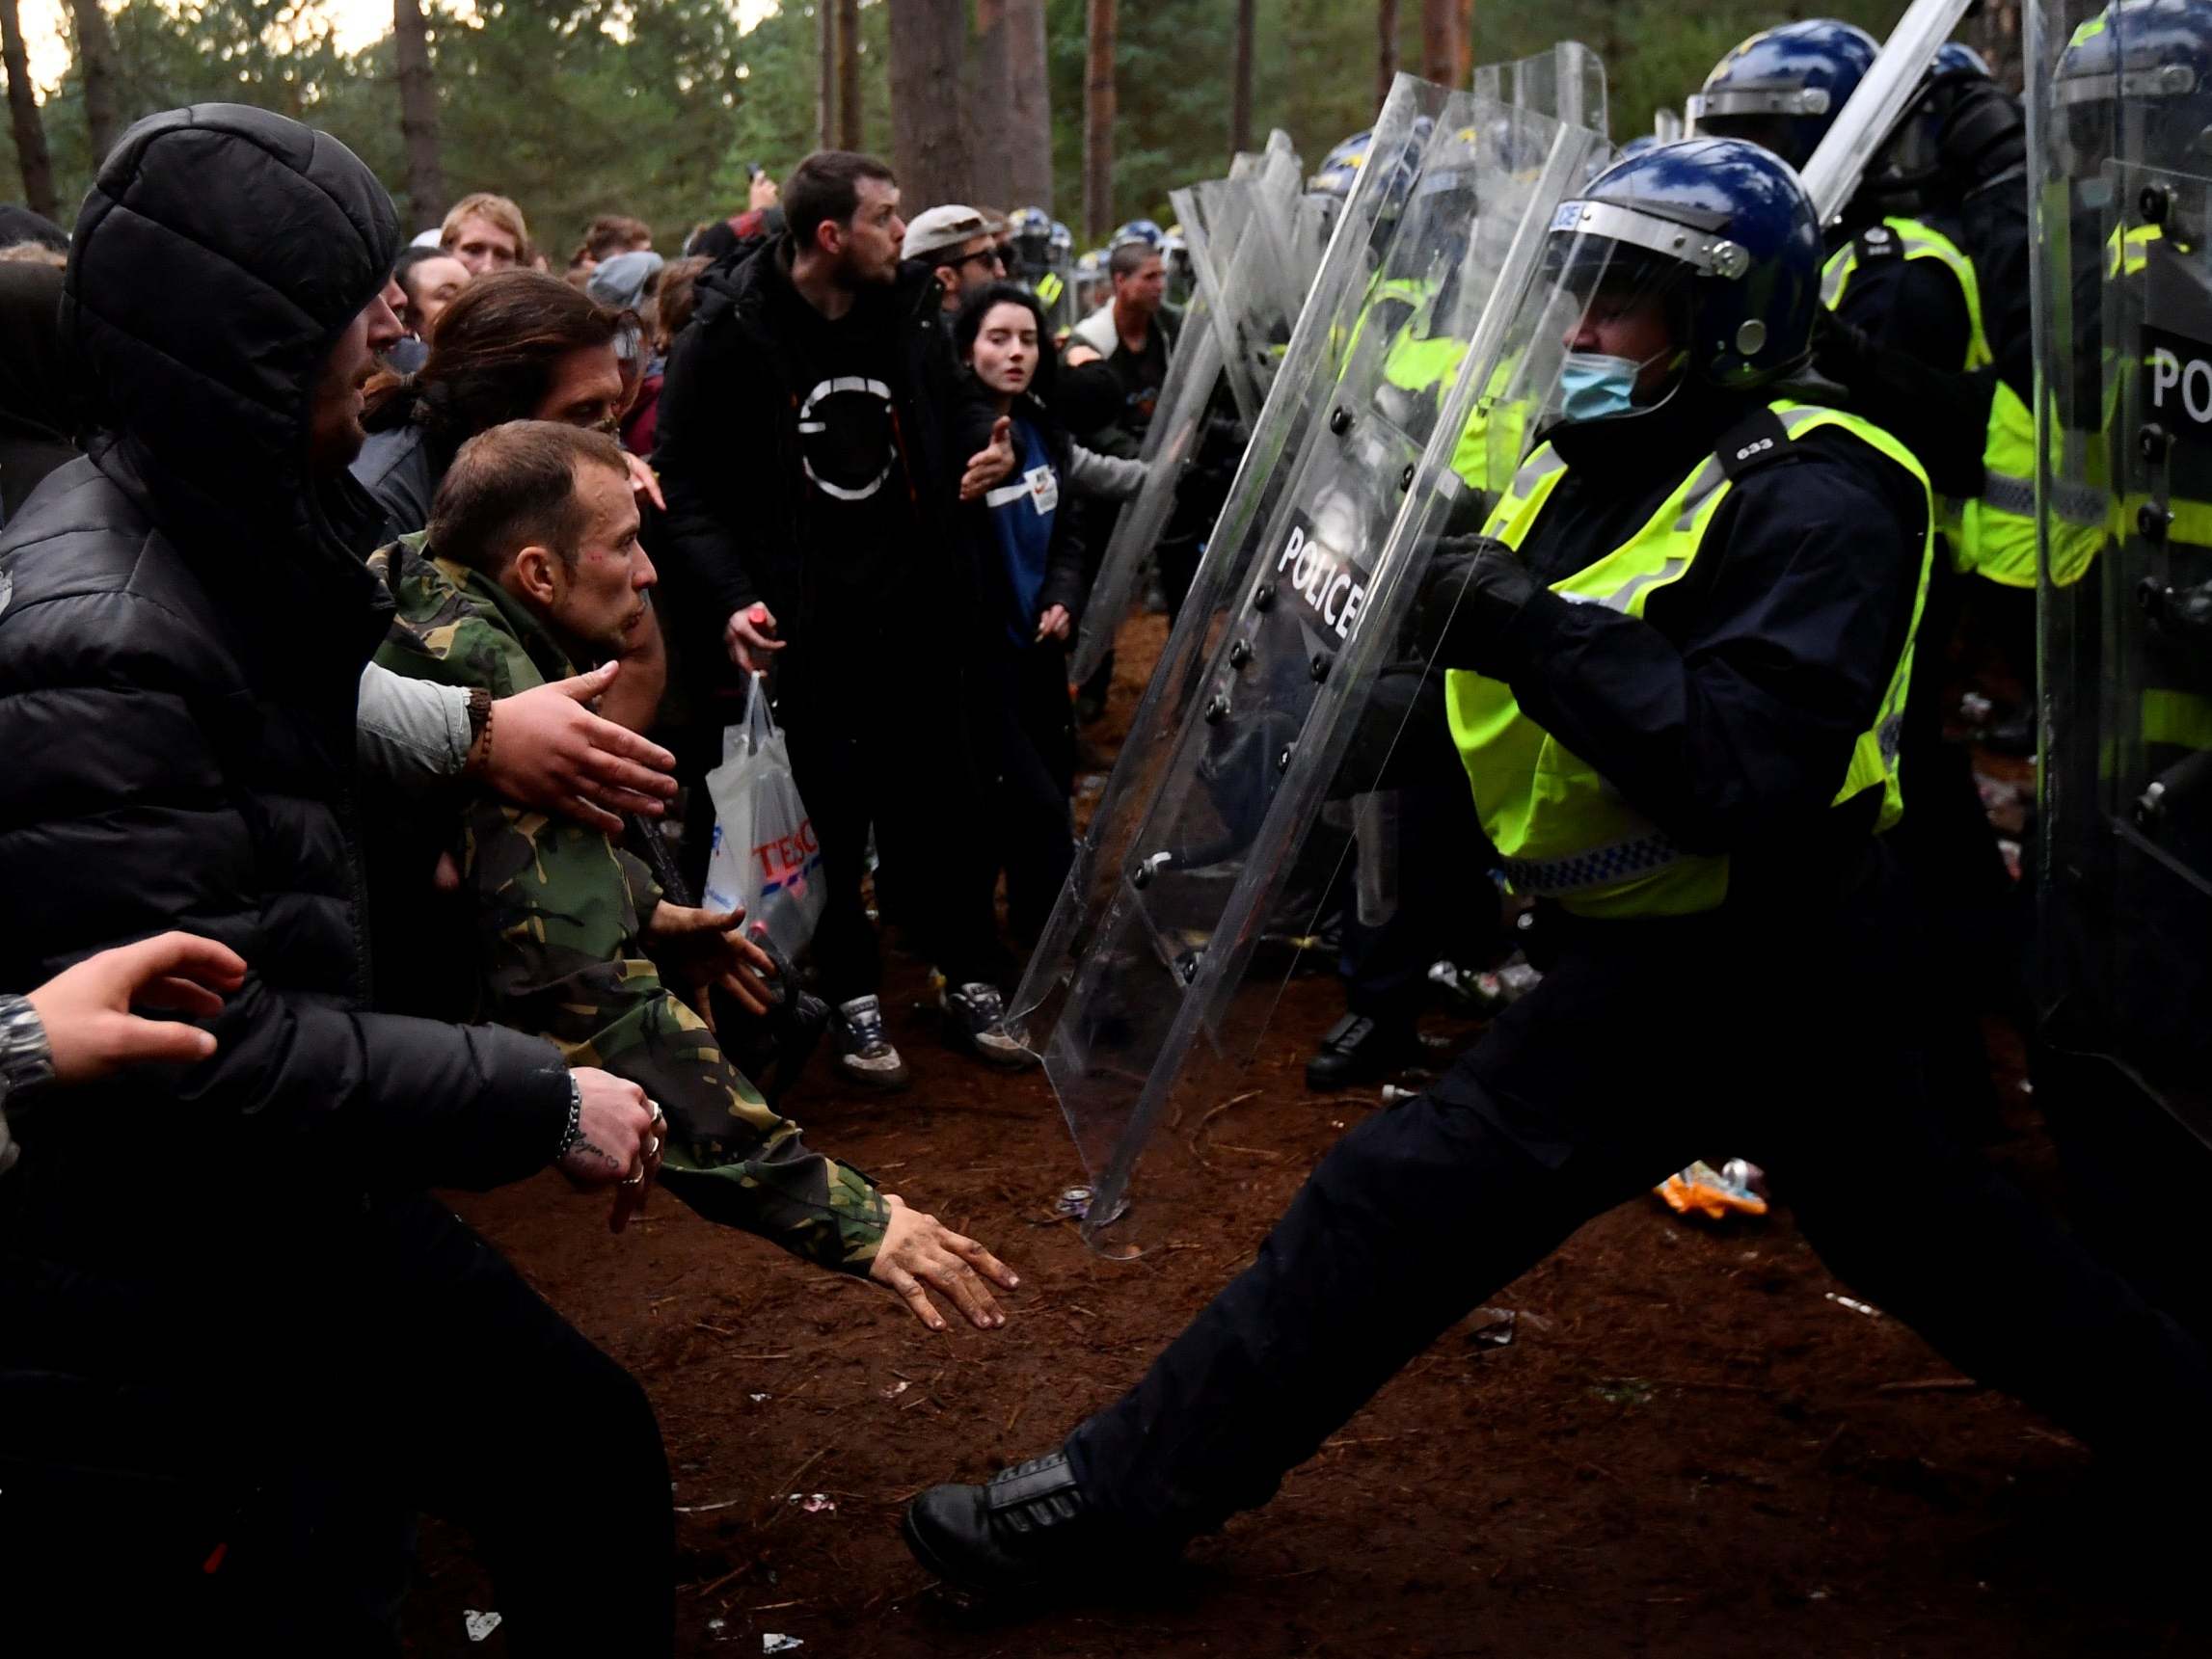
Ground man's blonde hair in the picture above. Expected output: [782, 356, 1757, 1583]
[441, 193, 531, 259]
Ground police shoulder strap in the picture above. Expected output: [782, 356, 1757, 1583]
[1849, 221, 1906, 266]
[1713, 405, 1797, 483]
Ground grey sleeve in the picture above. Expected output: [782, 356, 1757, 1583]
[356, 662, 473, 789]
[1067, 442, 1149, 502]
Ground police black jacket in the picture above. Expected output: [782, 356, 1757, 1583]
[1481, 385, 1929, 915]
[652, 238, 976, 656]
[0, 107, 569, 1269]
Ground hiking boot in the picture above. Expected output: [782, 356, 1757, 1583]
[904, 1451, 1149, 1596]
[939, 979, 1036, 1071]
[830, 994, 909, 1091]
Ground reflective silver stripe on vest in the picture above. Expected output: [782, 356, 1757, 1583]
[1500, 829, 1685, 896]
[1509, 446, 1569, 498]
[1984, 467, 2107, 525]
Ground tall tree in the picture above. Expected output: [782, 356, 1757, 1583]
[835, 0, 863, 149]
[816, 0, 833, 150]
[1003, 0, 1050, 208]
[0, 0, 54, 219]
[1082, 0, 1115, 241]
[889, 0, 973, 206]
[1230, 0, 1254, 155]
[392, 0, 445, 229]
[67, 0, 121, 166]
[1419, 0, 1454, 84]
[972, 0, 1012, 206]
[1451, 0, 1474, 85]
[1376, 0, 1399, 109]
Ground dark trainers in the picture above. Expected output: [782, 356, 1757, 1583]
[904, 1451, 1116, 1595]
[1304, 1012, 1425, 1091]
[939, 979, 1036, 1071]
[830, 994, 909, 1091]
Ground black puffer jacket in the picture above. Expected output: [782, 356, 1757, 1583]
[0, 106, 568, 1270]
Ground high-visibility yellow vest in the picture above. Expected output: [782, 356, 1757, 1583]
[1444, 400, 1934, 920]
[1819, 215, 2060, 590]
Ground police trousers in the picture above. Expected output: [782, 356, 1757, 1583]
[0, 1195, 672, 1655]
[1066, 846, 2212, 1538]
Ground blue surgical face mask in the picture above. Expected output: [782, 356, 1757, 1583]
[1555, 351, 1644, 423]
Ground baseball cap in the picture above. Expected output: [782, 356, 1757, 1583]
[904, 203, 993, 261]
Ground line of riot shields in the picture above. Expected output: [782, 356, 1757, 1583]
[1018, 50, 1624, 1251]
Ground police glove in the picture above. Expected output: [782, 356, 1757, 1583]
[1411, 535, 1546, 678]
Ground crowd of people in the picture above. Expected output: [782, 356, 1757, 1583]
[0, 2, 2207, 1647]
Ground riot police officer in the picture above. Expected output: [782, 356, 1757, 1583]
[900, 137, 2212, 1594]
[1696, 20, 2037, 1124]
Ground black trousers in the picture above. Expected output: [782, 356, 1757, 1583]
[783, 681, 1010, 1006]
[1066, 854, 2212, 1538]
[0, 1196, 672, 1654]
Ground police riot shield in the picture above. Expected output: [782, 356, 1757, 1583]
[1471, 40, 1608, 135]
[1066, 141, 1313, 686]
[2031, 0, 2212, 1140]
[1187, 131, 1311, 426]
[1023, 94, 1609, 1251]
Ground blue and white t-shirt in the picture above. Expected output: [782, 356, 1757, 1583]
[982, 416, 1062, 647]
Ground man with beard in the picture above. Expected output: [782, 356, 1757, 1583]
[655, 149, 1024, 1092]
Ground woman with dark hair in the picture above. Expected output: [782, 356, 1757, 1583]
[951, 281, 1088, 945]
[353, 269, 653, 541]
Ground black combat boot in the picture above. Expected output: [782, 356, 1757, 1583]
[1304, 1011, 1424, 1091]
[903, 1450, 1157, 1595]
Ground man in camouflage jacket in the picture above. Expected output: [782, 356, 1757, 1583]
[368, 427, 894, 1273]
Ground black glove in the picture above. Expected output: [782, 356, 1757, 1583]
[1410, 534, 1546, 677]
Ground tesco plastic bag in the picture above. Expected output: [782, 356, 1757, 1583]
[701, 675, 826, 960]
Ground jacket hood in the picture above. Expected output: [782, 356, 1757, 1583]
[64, 104, 399, 569]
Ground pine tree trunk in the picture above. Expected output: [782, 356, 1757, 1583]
[0, 0, 55, 222]
[1004, 0, 1051, 209]
[971, 0, 1012, 209]
[1451, 0, 1473, 86]
[889, 0, 973, 207]
[1230, 0, 1255, 156]
[834, 0, 863, 150]
[393, 0, 445, 230]
[67, 0, 119, 167]
[1376, 0, 1399, 110]
[1082, 0, 1116, 243]
[816, 0, 834, 151]
[1419, 0, 1454, 85]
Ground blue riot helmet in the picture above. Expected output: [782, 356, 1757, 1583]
[2054, 0, 2212, 178]
[1544, 136, 1825, 416]
[1616, 134, 1665, 162]
[1050, 219, 1074, 258]
[1110, 218, 1164, 251]
[1007, 205, 1056, 281]
[1310, 130, 1371, 199]
[1861, 40, 2013, 206]
[1688, 19, 1880, 171]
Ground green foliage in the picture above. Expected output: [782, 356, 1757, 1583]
[0, 0, 1916, 256]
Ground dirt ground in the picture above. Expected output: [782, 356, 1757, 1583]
[406, 615, 2203, 1658]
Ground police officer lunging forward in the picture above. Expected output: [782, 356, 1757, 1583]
[901, 138, 2212, 1592]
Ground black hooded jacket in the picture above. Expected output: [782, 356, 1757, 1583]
[0, 260, 77, 522]
[0, 106, 568, 1270]
[651, 240, 977, 669]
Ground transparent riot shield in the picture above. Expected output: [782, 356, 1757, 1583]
[2031, 0, 2212, 1138]
[1655, 106, 1685, 144]
[1026, 96, 1608, 1252]
[1066, 141, 1312, 688]
[1188, 131, 1311, 425]
[1033, 73, 1456, 1022]
[1472, 40, 1609, 136]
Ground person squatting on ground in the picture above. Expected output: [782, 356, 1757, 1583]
[367, 417, 1019, 1325]
[0, 105, 684, 1650]
[901, 137, 2212, 1595]
[653, 148, 1030, 1091]
[952, 282, 1089, 946]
